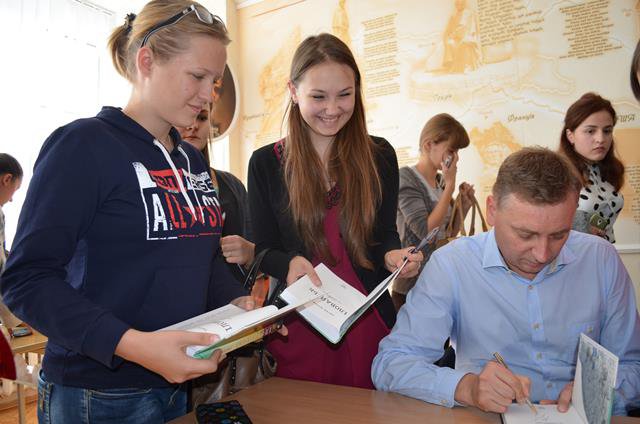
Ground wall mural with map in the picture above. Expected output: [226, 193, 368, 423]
[236, 0, 640, 250]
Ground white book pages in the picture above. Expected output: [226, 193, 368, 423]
[502, 404, 582, 424]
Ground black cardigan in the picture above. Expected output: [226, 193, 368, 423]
[214, 169, 253, 284]
[247, 136, 401, 328]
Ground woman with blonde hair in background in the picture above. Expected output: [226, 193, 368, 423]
[392, 113, 474, 309]
[248, 33, 422, 389]
[1, 2, 254, 422]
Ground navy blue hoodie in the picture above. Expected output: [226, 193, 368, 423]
[1, 107, 246, 389]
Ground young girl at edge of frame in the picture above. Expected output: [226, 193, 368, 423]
[558, 92, 624, 243]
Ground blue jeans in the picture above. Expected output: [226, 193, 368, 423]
[37, 372, 187, 423]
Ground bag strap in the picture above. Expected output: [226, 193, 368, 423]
[474, 196, 489, 232]
[468, 195, 488, 236]
[469, 200, 477, 236]
[242, 247, 287, 308]
[445, 195, 456, 236]
[457, 195, 467, 236]
[242, 248, 270, 292]
[446, 195, 465, 237]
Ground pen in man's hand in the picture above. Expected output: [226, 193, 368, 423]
[493, 352, 537, 415]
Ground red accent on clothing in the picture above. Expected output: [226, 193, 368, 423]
[267, 201, 389, 389]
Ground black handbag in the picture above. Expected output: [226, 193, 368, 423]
[191, 248, 282, 407]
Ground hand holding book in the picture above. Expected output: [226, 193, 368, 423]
[159, 279, 321, 359]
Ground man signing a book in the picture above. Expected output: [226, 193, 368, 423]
[372, 147, 640, 415]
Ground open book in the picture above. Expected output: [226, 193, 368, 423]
[278, 227, 437, 344]
[279, 262, 404, 344]
[502, 333, 618, 424]
[161, 280, 320, 359]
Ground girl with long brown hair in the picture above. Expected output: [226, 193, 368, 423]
[247, 33, 422, 388]
[559, 92, 625, 243]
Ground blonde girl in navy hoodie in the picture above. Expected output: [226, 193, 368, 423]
[1, 1, 251, 422]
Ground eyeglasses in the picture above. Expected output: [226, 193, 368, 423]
[140, 4, 225, 47]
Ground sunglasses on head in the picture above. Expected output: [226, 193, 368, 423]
[140, 4, 226, 47]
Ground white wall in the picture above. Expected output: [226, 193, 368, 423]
[0, 0, 228, 250]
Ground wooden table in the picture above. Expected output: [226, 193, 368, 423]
[8, 330, 47, 424]
[10, 330, 47, 355]
[169, 377, 636, 424]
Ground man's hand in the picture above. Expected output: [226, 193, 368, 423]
[454, 361, 531, 413]
[540, 381, 573, 412]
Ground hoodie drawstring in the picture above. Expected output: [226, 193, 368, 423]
[178, 145, 206, 223]
[153, 139, 200, 222]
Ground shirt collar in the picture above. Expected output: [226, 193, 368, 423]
[482, 229, 577, 277]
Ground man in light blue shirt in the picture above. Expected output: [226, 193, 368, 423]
[372, 147, 640, 415]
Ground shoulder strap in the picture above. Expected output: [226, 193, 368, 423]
[242, 248, 270, 292]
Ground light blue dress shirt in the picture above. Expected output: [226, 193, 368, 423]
[372, 230, 640, 415]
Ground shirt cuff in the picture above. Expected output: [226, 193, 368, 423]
[437, 369, 469, 408]
[81, 312, 130, 369]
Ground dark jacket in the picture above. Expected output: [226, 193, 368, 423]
[215, 169, 252, 283]
[247, 136, 401, 328]
[1, 107, 246, 389]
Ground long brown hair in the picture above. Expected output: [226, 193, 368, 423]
[631, 39, 640, 102]
[284, 33, 381, 270]
[558, 92, 625, 191]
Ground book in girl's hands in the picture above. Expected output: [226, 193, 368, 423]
[501, 333, 618, 424]
[278, 263, 404, 344]
[161, 280, 320, 359]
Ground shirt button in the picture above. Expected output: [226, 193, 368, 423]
[536, 352, 542, 359]
[441, 400, 448, 406]
[587, 326, 593, 333]
[547, 382, 553, 388]
[533, 323, 540, 330]
[528, 285, 533, 290]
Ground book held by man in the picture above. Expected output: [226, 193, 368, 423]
[502, 333, 618, 424]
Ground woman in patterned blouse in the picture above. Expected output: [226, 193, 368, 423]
[559, 93, 625, 243]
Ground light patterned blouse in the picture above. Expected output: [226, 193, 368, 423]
[574, 163, 624, 243]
